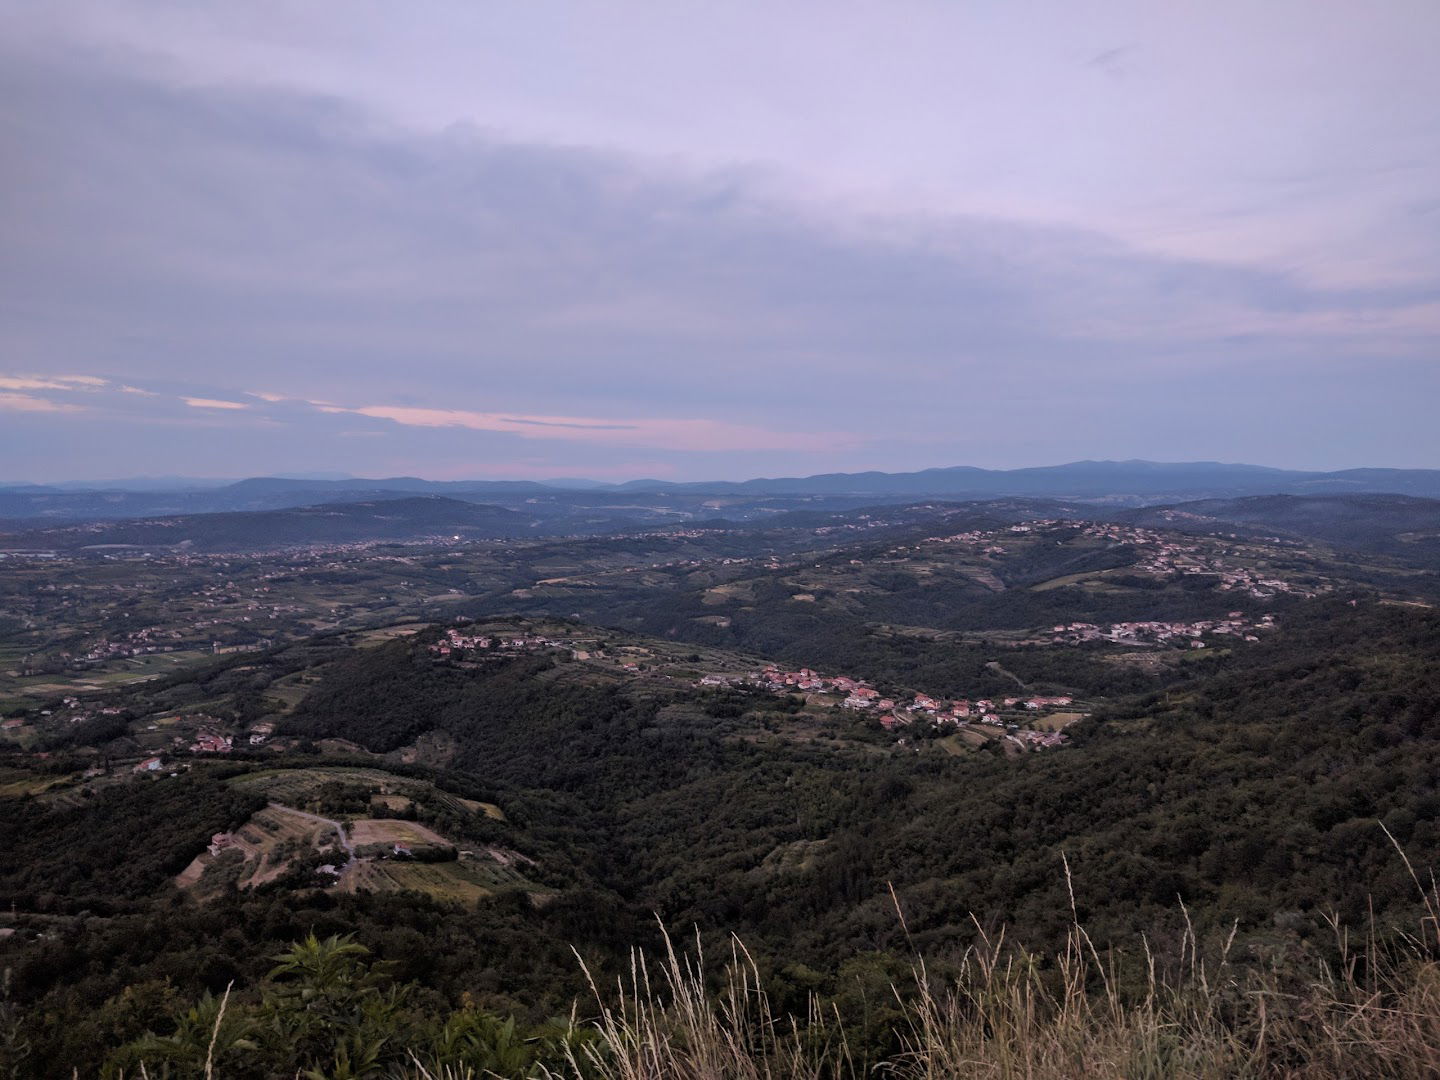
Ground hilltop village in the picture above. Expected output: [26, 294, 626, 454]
[911, 520, 1330, 600]
[743, 665, 1076, 749]
[1077, 524, 1327, 598]
[1050, 612, 1275, 646]
[431, 626, 1079, 750]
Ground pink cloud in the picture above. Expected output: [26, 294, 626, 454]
[183, 397, 249, 410]
[417, 459, 680, 480]
[0, 374, 107, 392]
[347, 404, 848, 453]
[0, 391, 85, 412]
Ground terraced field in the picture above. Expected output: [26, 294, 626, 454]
[230, 766, 422, 804]
[230, 765, 504, 821]
[175, 803, 342, 896]
[453, 795, 506, 820]
[342, 852, 545, 904]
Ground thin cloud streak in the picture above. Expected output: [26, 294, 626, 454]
[347, 404, 850, 453]
[4, 373, 853, 456]
[0, 374, 107, 391]
[183, 397, 250, 410]
[0, 391, 84, 412]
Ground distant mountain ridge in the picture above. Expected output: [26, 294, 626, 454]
[0, 497, 547, 552]
[3, 461, 1440, 523]
[611, 460, 1440, 498]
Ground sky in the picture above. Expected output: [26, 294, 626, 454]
[1, 1, 1437, 483]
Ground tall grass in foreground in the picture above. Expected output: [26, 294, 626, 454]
[406, 840, 1440, 1080]
[136, 835, 1440, 1079]
[144, 918, 1440, 1080]
[392, 908, 1440, 1080]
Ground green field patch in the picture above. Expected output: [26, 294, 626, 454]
[1030, 571, 1099, 592]
[937, 734, 969, 755]
[349, 817, 453, 851]
[948, 727, 1001, 751]
[371, 792, 413, 812]
[343, 860, 486, 904]
[12, 680, 73, 695]
[354, 623, 428, 645]
[1034, 711, 1086, 731]
[341, 840, 543, 903]
[265, 674, 316, 710]
[230, 766, 415, 805]
[0, 768, 72, 797]
[453, 796, 506, 820]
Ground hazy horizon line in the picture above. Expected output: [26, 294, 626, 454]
[7, 457, 1439, 491]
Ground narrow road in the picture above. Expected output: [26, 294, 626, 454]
[271, 801, 355, 865]
[985, 659, 1028, 690]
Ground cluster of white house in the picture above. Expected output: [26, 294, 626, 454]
[430, 628, 566, 656]
[702, 665, 1076, 747]
[1052, 612, 1274, 646]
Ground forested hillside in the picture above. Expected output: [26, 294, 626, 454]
[4, 593, 1440, 1076]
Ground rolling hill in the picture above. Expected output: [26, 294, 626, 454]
[611, 460, 1440, 499]
[1118, 493, 1440, 555]
[7, 461, 1440, 523]
[0, 496, 545, 552]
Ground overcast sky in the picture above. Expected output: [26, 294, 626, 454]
[1, 1, 1437, 482]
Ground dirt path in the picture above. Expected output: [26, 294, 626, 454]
[985, 660, 1028, 690]
[270, 801, 355, 870]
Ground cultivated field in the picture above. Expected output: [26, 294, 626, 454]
[453, 795, 506, 820]
[0, 768, 68, 797]
[343, 860, 491, 903]
[175, 803, 342, 895]
[349, 818, 452, 848]
[230, 765, 507, 823]
[231, 766, 417, 803]
[370, 792, 413, 812]
[341, 850, 546, 904]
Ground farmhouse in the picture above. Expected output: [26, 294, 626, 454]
[190, 731, 233, 754]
